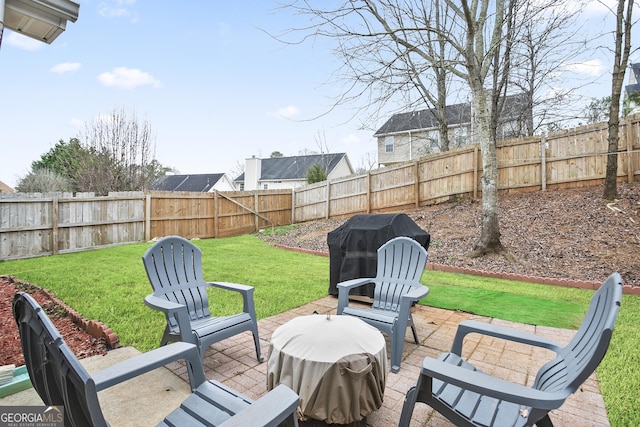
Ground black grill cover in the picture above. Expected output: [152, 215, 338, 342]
[327, 213, 430, 297]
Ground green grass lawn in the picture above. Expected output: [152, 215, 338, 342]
[1, 235, 638, 426]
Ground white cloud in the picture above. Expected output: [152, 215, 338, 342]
[97, 67, 161, 89]
[561, 59, 606, 77]
[69, 118, 84, 128]
[3, 32, 43, 51]
[340, 134, 360, 144]
[51, 62, 81, 73]
[98, 0, 138, 22]
[273, 105, 300, 119]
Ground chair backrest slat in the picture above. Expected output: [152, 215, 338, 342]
[372, 237, 428, 312]
[13, 292, 107, 427]
[143, 236, 212, 327]
[534, 273, 622, 394]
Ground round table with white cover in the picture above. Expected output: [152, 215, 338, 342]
[267, 314, 387, 424]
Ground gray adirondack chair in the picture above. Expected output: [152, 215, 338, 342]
[143, 236, 264, 362]
[398, 272, 623, 427]
[13, 292, 299, 427]
[337, 236, 429, 373]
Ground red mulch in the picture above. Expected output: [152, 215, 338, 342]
[0, 276, 108, 367]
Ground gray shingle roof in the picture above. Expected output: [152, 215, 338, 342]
[150, 174, 224, 192]
[375, 93, 529, 136]
[626, 63, 640, 95]
[259, 153, 346, 180]
[374, 103, 471, 136]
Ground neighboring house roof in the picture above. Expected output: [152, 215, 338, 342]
[375, 103, 471, 136]
[150, 174, 225, 192]
[0, 180, 15, 193]
[261, 153, 346, 180]
[236, 153, 348, 182]
[626, 63, 640, 95]
[374, 93, 528, 136]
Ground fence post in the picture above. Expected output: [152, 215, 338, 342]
[627, 117, 633, 183]
[145, 194, 151, 241]
[51, 197, 59, 256]
[214, 190, 219, 238]
[414, 161, 420, 208]
[366, 172, 371, 214]
[473, 145, 479, 200]
[291, 188, 295, 224]
[325, 180, 330, 219]
[541, 135, 547, 191]
[254, 192, 260, 231]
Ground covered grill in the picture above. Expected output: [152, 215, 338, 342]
[327, 213, 430, 298]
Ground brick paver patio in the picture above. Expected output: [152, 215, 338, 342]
[165, 296, 609, 426]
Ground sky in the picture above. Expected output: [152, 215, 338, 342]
[1, 0, 638, 189]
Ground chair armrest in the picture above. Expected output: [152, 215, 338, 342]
[208, 281, 257, 319]
[450, 320, 562, 355]
[219, 384, 300, 427]
[92, 342, 206, 392]
[336, 278, 376, 314]
[401, 285, 429, 302]
[208, 281, 253, 293]
[337, 277, 375, 291]
[144, 295, 194, 343]
[144, 294, 184, 313]
[421, 357, 568, 410]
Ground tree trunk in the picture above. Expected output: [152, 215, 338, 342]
[603, 123, 620, 200]
[603, 0, 634, 200]
[470, 85, 504, 256]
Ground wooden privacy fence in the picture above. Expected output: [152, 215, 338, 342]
[0, 192, 146, 260]
[146, 190, 292, 240]
[0, 190, 292, 260]
[293, 115, 640, 222]
[1, 116, 639, 260]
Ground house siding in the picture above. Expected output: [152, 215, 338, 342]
[378, 126, 474, 165]
[376, 94, 529, 165]
[326, 158, 353, 180]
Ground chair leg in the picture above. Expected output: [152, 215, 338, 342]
[535, 415, 554, 427]
[411, 324, 419, 344]
[391, 331, 405, 373]
[409, 314, 419, 344]
[252, 325, 265, 362]
[160, 327, 172, 347]
[398, 384, 418, 427]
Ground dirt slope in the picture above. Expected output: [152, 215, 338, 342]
[258, 183, 640, 287]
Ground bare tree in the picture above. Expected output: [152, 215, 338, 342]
[280, 0, 513, 255]
[16, 169, 73, 193]
[356, 150, 378, 173]
[509, 1, 588, 135]
[281, 0, 602, 255]
[603, 0, 635, 200]
[78, 107, 157, 195]
[280, 1, 459, 151]
[229, 159, 245, 182]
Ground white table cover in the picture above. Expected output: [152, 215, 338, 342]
[267, 314, 387, 424]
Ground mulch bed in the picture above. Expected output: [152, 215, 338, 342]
[0, 276, 108, 367]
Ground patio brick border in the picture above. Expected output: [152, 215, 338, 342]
[8, 277, 121, 349]
[40, 286, 121, 349]
[273, 244, 640, 295]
